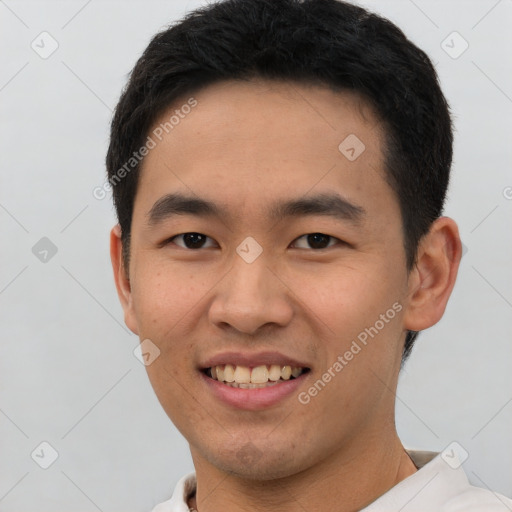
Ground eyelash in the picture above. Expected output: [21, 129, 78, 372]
[163, 232, 345, 251]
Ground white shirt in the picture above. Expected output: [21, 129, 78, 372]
[151, 450, 512, 511]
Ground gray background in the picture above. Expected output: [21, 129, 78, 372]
[1, 0, 511, 510]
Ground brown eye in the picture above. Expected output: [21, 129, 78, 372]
[292, 233, 340, 250]
[168, 233, 215, 249]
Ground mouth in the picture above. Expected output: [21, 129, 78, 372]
[203, 364, 311, 389]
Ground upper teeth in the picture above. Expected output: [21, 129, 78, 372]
[209, 364, 304, 384]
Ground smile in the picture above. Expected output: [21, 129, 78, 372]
[204, 364, 309, 389]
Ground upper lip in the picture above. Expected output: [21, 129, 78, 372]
[200, 351, 311, 370]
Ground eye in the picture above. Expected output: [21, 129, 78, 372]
[165, 232, 217, 250]
[291, 233, 342, 250]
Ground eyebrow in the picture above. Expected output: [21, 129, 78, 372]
[269, 193, 365, 225]
[147, 194, 223, 225]
[146, 192, 365, 227]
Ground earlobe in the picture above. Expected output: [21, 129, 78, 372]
[403, 217, 462, 332]
[110, 224, 139, 335]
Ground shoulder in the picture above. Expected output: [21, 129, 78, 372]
[150, 472, 197, 512]
[406, 449, 512, 512]
[442, 486, 512, 511]
[363, 449, 512, 512]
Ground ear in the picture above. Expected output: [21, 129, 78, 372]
[110, 224, 139, 335]
[403, 216, 462, 332]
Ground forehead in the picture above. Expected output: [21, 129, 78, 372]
[146, 79, 383, 157]
[134, 79, 397, 227]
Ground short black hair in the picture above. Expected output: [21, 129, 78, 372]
[106, 0, 453, 363]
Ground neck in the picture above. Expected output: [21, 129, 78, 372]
[188, 434, 417, 512]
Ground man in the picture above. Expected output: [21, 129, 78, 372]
[107, 0, 512, 510]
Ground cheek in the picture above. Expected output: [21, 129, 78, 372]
[296, 263, 398, 332]
[132, 264, 207, 335]
[294, 261, 406, 380]
[133, 266, 213, 426]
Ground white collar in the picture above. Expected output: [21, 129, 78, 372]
[152, 449, 512, 512]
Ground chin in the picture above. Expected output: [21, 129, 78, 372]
[205, 444, 309, 481]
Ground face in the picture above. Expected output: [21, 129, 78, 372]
[115, 79, 418, 479]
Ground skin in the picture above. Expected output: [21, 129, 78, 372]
[111, 79, 462, 511]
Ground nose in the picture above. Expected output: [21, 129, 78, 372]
[208, 253, 294, 335]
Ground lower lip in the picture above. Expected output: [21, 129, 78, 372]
[200, 371, 309, 410]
